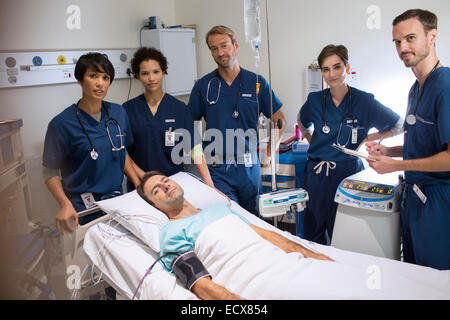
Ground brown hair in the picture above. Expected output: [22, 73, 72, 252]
[205, 25, 236, 48]
[136, 171, 165, 206]
[393, 9, 438, 33]
[317, 44, 349, 68]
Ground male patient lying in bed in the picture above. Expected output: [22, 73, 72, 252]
[137, 171, 450, 300]
[137, 171, 332, 300]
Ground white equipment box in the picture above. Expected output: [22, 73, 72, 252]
[0, 119, 33, 235]
[331, 168, 402, 260]
[141, 29, 197, 96]
[258, 188, 308, 218]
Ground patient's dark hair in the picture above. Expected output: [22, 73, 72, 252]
[137, 171, 165, 206]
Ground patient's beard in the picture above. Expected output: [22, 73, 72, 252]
[167, 190, 184, 211]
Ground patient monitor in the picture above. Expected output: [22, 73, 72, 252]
[332, 168, 402, 260]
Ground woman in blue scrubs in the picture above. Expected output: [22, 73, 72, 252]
[298, 44, 402, 245]
[124, 47, 215, 190]
[43, 53, 139, 234]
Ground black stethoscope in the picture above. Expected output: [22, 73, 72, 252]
[405, 60, 440, 126]
[206, 69, 244, 119]
[75, 100, 125, 160]
[321, 86, 357, 147]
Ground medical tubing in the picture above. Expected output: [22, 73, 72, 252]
[264, 0, 273, 118]
[89, 218, 127, 289]
[131, 252, 180, 300]
[70, 263, 92, 300]
[255, 73, 262, 197]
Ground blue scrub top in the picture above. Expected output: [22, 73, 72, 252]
[403, 67, 450, 185]
[299, 86, 400, 161]
[43, 101, 133, 197]
[124, 93, 198, 176]
[188, 68, 282, 163]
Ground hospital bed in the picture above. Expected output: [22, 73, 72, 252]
[64, 172, 450, 300]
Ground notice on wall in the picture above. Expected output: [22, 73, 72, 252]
[307, 68, 323, 93]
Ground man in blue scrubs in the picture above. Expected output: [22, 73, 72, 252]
[188, 25, 286, 215]
[367, 9, 450, 270]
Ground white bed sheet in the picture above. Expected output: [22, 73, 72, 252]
[84, 201, 450, 300]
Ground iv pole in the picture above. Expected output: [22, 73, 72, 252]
[264, 0, 279, 192]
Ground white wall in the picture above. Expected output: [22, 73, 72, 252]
[174, 0, 450, 133]
[0, 0, 176, 223]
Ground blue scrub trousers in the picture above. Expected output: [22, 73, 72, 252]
[209, 163, 262, 216]
[302, 158, 363, 245]
[401, 183, 450, 270]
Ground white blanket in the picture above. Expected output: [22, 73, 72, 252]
[196, 213, 450, 300]
[84, 202, 450, 300]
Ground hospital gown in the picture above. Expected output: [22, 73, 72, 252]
[159, 204, 250, 273]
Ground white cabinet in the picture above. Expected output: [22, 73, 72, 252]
[141, 29, 197, 96]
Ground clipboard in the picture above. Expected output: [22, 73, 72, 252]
[332, 143, 376, 162]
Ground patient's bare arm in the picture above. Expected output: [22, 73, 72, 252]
[192, 277, 242, 300]
[251, 225, 333, 261]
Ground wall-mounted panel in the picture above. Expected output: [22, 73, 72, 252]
[0, 49, 137, 89]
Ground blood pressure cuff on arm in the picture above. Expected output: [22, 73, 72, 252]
[171, 251, 211, 290]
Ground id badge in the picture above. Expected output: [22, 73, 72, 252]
[413, 184, 427, 204]
[244, 152, 253, 167]
[165, 130, 175, 147]
[351, 127, 358, 144]
[211, 155, 220, 168]
[80, 192, 96, 209]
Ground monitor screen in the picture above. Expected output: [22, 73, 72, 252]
[342, 180, 393, 195]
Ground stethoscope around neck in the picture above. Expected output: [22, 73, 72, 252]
[405, 60, 440, 126]
[206, 68, 244, 119]
[321, 86, 356, 147]
[75, 100, 125, 160]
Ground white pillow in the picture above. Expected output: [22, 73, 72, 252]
[170, 172, 229, 208]
[95, 190, 168, 252]
[95, 172, 229, 252]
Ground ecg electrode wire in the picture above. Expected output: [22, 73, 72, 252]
[131, 252, 180, 300]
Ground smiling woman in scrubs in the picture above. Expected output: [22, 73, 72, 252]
[123, 47, 215, 191]
[298, 44, 403, 245]
[43, 53, 139, 234]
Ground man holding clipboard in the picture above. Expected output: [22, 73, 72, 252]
[366, 9, 450, 270]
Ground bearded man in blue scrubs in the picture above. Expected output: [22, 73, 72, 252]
[188, 25, 286, 215]
[367, 9, 450, 270]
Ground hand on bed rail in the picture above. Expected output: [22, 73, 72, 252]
[55, 203, 79, 235]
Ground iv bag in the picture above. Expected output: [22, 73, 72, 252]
[244, 0, 261, 46]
